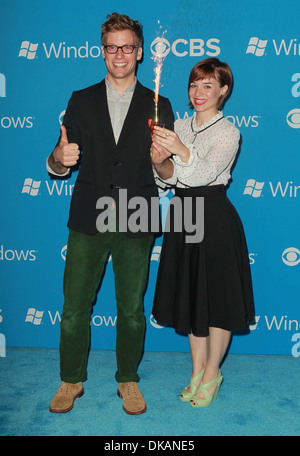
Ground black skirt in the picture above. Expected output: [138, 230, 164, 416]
[152, 185, 255, 336]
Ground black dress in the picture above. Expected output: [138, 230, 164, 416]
[152, 184, 255, 336]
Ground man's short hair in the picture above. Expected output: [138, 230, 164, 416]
[101, 12, 144, 47]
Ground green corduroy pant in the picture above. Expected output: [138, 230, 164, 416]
[59, 228, 153, 384]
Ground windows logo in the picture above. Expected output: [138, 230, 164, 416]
[22, 178, 41, 196]
[18, 41, 38, 60]
[25, 308, 44, 325]
[246, 37, 268, 57]
[243, 179, 265, 198]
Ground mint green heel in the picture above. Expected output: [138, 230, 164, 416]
[190, 370, 223, 408]
[179, 369, 204, 402]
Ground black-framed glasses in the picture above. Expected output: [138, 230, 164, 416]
[103, 44, 139, 54]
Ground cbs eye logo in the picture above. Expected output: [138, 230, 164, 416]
[282, 247, 300, 266]
[150, 37, 170, 58]
[61, 245, 67, 261]
[59, 110, 66, 125]
[286, 109, 300, 129]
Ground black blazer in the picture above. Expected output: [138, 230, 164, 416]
[57, 79, 174, 237]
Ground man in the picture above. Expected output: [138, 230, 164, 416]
[47, 13, 173, 415]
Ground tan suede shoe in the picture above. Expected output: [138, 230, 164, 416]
[117, 382, 147, 415]
[49, 381, 84, 413]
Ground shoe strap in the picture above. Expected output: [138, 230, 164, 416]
[190, 369, 205, 385]
[199, 371, 223, 398]
[189, 369, 204, 387]
[188, 369, 205, 391]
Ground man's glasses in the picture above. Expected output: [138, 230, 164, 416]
[103, 45, 139, 54]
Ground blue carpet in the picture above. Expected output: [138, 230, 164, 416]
[0, 348, 299, 436]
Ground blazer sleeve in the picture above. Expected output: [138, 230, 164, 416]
[159, 97, 174, 132]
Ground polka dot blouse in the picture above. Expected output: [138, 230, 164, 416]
[159, 111, 240, 188]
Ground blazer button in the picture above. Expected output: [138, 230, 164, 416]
[113, 161, 122, 167]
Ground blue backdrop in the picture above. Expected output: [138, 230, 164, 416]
[1, 0, 300, 357]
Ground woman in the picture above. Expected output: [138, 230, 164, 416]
[151, 58, 255, 408]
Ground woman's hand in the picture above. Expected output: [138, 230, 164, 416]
[150, 140, 174, 180]
[150, 140, 171, 166]
[152, 126, 190, 163]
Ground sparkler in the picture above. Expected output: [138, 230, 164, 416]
[149, 21, 167, 129]
[154, 57, 163, 123]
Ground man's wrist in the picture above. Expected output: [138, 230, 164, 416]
[48, 150, 69, 174]
[51, 150, 67, 170]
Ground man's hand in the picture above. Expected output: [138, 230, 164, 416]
[53, 125, 80, 168]
[48, 125, 80, 175]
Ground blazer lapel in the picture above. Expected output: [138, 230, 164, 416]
[117, 81, 149, 146]
[93, 79, 116, 146]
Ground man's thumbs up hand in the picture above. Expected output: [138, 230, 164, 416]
[59, 125, 69, 145]
[53, 125, 80, 168]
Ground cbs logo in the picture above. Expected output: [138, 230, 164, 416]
[150, 37, 220, 59]
[286, 109, 300, 128]
[282, 247, 300, 266]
